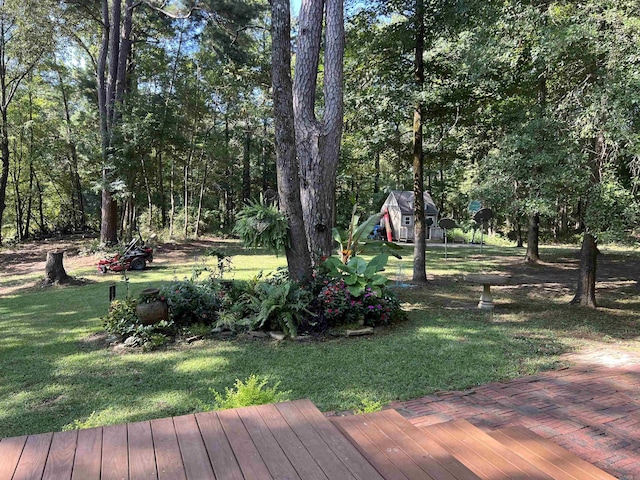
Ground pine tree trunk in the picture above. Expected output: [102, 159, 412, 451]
[271, 0, 312, 282]
[242, 129, 251, 203]
[44, 250, 71, 285]
[412, 0, 427, 284]
[294, 0, 344, 261]
[524, 213, 540, 263]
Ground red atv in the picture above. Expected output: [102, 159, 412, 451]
[98, 237, 154, 273]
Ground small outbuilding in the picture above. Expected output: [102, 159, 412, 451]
[380, 190, 443, 242]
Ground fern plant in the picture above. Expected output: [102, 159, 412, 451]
[244, 280, 314, 337]
[209, 375, 290, 410]
[233, 196, 289, 252]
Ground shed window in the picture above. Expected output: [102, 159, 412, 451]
[403, 216, 411, 226]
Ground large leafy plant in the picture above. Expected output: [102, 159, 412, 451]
[333, 204, 401, 264]
[323, 253, 389, 297]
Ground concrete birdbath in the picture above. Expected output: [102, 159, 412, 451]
[464, 274, 512, 310]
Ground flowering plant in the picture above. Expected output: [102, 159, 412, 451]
[319, 279, 403, 327]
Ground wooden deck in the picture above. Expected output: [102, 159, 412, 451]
[0, 399, 617, 480]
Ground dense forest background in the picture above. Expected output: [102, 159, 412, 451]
[0, 0, 638, 250]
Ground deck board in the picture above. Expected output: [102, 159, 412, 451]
[489, 426, 617, 480]
[437, 419, 554, 479]
[195, 411, 245, 480]
[102, 424, 129, 480]
[0, 399, 620, 480]
[128, 421, 157, 480]
[71, 427, 102, 480]
[378, 410, 480, 480]
[217, 407, 273, 479]
[363, 411, 473, 480]
[294, 399, 385, 480]
[150, 418, 186, 480]
[0, 435, 27, 480]
[235, 405, 301, 479]
[258, 402, 329, 480]
[42, 430, 77, 480]
[173, 414, 216, 480]
[12, 432, 53, 480]
[275, 401, 357, 480]
[331, 414, 411, 480]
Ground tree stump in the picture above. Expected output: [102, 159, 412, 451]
[44, 250, 71, 284]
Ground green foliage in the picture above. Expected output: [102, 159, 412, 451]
[586, 178, 639, 243]
[354, 398, 383, 414]
[243, 278, 315, 337]
[102, 299, 139, 336]
[333, 204, 401, 264]
[101, 298, 173, 350]
[234, 197, 289, 252]
[319, 279, 405, 327]
[62, 411, 104, 431]
[208, 375, 290, 410]
[159, 280, 221, 327]
[323, 254, 389, 297]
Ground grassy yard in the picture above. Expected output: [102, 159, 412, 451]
[1, 240, 639, 438]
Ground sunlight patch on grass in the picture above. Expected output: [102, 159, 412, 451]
[174, 356, 230, 374]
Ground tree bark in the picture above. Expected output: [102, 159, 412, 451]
[98, 0, 135, 245]
[44, 250, 71, 285]
[524, 213, 540, 263]
[242, 128, 251, 203]
[294, 0, 344, 262]
[571, 132, 605, 307]
[271, 0, 312, 282]
[570, 232, 597, 307]
[412, 0, 427, 284]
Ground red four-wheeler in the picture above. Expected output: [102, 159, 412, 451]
[98, 237, 154, 273]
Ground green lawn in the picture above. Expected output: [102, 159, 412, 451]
[1, 241, 639, 438]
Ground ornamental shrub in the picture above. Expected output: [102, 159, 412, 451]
[101, 298, 173, 349]
[318, 279, 404, 327]
[159, 280, 221, 327]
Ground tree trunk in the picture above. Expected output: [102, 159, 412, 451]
[0, 111, 9, 245]
[98, 0, 135, 245]
[242, 128, 251, 203]
[44, 250, 71, 284]
[412, 0, 427, 284]
[570, 232, 597, 307]
[524, 213, 540, 263]
[195, 162, 208, 237]
[571, 131, 605, 307]
[57, 66, 85, 230]
[100, 167, 118, 245]
[294, 0, 344, 262]
[271, 0, 312, 282]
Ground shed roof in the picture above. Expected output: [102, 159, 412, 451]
[385, 190, 439, 216]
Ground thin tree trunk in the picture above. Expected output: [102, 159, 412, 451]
[242, 128, 251, 203]
[412, 0, 427, 284]
[57, 67, 85, 229]
[195, 162, 208, 237]
[271, 0, 312, 281]
[169, 156, 175, 237]
[374, 152, 380, 194]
